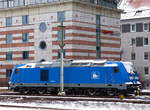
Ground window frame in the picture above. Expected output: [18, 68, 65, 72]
[131, 38, 136, 46]
[144, 23, 149, 32]
[144, 67, 149, 75]
[57, 29, 65, 41]
[6, 34, 12, 44]
[144, 52, 149, 60]
[131, 24, 136, 32]
[57, 11, 65, 22]
[136, 37, 143, 47]
[6, 52, 12, 60]
[22, 33, 29, 42]
[22, 15, 29, 25]
[131, 52, 136, 60]
[6, 69, 12, 77]
[144, 37, 148, 46]
[6, 17, 12, 26]
[22, 51, 29, 60]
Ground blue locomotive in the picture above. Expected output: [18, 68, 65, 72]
[9, 60, 141, 95]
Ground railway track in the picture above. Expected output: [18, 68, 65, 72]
[0, 92, 149, 110]
[0, 93, 150, 104]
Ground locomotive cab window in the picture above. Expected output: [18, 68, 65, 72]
[40, 70, 49, 81]
[71, 63, 80, 66]
[15, 69, 20, 74]
[114, 67, 119, 72]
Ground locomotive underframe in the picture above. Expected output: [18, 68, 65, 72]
[10, 83, 141, 96]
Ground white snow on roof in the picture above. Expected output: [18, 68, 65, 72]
[121, 9, 150, 20]
[104, 64, 118, 67]
[118, 0, 150, 20]
[72, 60, 107, 64]
[18, 63, 36, 68]
[41, 61, 52, 64]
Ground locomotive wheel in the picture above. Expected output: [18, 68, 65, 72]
[22, 89, 30, 94]
[38, 88, 46, 94]
[87, 89, 97, 96]
[106, 89, 117, 96]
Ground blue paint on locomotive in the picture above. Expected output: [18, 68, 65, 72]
[9, 61, 140, 87]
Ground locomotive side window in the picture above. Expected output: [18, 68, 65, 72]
[40, 70, 49, 81]
[71, 63, 80, 66]
[71, 63, 90, 66]
[15, 69, 20, 74]
[114, 67, 119, 72]
[93, 63, 104, 66]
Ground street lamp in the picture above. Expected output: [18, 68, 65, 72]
[58, 21, 65, 96]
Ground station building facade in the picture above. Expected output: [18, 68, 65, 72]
[121, 10, 150, 88]
[0, 0, 121, 86]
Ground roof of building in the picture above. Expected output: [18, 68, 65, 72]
[121, 9, 150, 20]
[118, 0, 150, 20]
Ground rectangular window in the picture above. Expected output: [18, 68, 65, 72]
[144, 67, 149, 75]
[57, 11, 65, 22]
[131, 38, 135, 45]
[136, 37, 143, 47]
[144, 23, 149, 31]
[6, 17, 12, 26]
[6, 34, 12, 44]
[144, 38, 148, 45]
[6, 69, 12, 77]
[57, 30, 65, 40]
[8, 0, 13, 7]
[144, 52, 149, 60]
[22, 33, 29, 42]
[22, 15, 29, 25]
[131, 53, 135, 60]
[136, 23, 143, 32]
[40, 70, 49, 81]
[131, 24, 136, 32]
[22, 51, 29, 59]
[6, 52, 12, 60]
[122, 24, 130, 33]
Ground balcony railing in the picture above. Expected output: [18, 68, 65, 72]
[0, 0, 118, 9]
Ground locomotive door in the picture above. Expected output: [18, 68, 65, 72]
[40, 70, 49, 81]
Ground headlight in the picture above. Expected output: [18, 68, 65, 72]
[129, 76, 134, 80]
[135, 76, 139, 80]
[8, 81, 11, 85]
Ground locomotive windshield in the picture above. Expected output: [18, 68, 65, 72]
[122, 62, 134, 74]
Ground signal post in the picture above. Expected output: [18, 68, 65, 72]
[58, 22, 66, 96]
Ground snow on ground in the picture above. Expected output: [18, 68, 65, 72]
[0, 87, 8, 90]
[141, 89, 150, 93]
[0, 101, 149, 110]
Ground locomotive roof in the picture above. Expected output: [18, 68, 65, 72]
[16, 60, 122, 68]
[71, 60, 107, 64]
